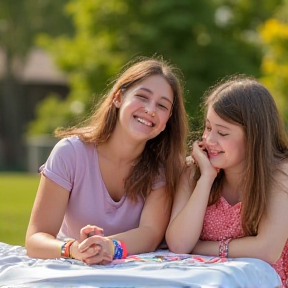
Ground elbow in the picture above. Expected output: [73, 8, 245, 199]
[25, 245, 34, 258]
[165, 231, 192, 254]
[26, 249, 34, 258]
[25, 234, 41, 259]
[166, 242, 189, 254]
[253, 240, 282, 264]
[25, 238, 35, 258]
[260, 249, 282, 265]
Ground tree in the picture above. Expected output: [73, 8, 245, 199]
[0, 0, 73, 170]
[28, 0, 282, 136]
[258, 2, 288, 122]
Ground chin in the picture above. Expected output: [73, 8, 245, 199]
[210, 161, 222, 170]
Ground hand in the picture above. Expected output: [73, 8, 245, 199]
[69, 224, 107, 264]
[80, 224, 104, 242]
[191, 141, 218, 180]
[78, 236, 115, 265]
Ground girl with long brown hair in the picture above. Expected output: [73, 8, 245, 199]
[26, 56, 188, 265]
[166, 75, 288, 286]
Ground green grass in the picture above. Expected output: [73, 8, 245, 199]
[0, 173, 40, 246]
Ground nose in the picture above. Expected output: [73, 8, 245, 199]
[204, 131, 217, 145]
[144, 103, 156, 117]
[145, 109, 155, 117]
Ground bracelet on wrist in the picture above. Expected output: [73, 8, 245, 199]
[60, 239, 76, 258]
[112, 239, 128, 260]
[219, 238, 232, 258]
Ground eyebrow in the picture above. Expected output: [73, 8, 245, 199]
[206, 118, 230, 130]
[137, 87, 173, 105]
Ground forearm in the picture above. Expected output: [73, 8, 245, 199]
[166, 176, 214, 254]
[193, 236, 279, 264]
[109, 225, 165, 255]
[25, 232, 64, 259]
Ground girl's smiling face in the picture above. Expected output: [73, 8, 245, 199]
[202, 106, 246, 173]
[117, 74, 173, 142]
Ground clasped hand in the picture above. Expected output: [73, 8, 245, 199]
[191, 140, 218, 179]
[69, 225, 114, 265]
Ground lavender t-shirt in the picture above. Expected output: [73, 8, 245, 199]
[40, 136, 166, 240]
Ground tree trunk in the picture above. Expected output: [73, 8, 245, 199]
[0, 50, 24, 170]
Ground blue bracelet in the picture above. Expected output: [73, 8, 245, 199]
[112, 239, 124, 259]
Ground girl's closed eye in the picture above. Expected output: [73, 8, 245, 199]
[218, 132, 229, 136]
[158, 103, 168, 110]
[136, 94, 148, 100]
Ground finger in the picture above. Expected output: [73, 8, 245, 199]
[79, 243, 102, 260]
[89, 226, 104, 237]
[80, 225, 95, 241]
[83, 251, 113, 265]
[198, 141, 204, 148]
[100, 255, 114, 265]
[79, 235, 106, 252]
[81, 225, 104, 236]
[80, 226, 104, 242]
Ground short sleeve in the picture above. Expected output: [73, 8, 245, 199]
[39, 138, 77, 191]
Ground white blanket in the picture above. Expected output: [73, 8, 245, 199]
[0, 242, 281, 288]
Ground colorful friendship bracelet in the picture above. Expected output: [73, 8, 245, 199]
[112, 239, 128, 260]
[219, 238, 232, 258]
[60, 239, 75, 258]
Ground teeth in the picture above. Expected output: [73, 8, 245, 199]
[210, 150, 221, 154]
[137, 117, 152, 127]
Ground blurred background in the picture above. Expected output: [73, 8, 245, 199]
[0, 0, 288, 245]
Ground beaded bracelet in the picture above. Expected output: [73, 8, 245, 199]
[219, 238, 232, 258]
[60, 239, 75, 258]
[112, 239, 128, 260]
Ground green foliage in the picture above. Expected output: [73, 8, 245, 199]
[27, 94, 86, 135]
[0, 173, 39, 246]
[29, 0, 282, 134]
[259, 1, 288, 122]
[0, 0, 73, 61]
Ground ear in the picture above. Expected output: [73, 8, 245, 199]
[113, 90, 122, 108]
[113, 99, 121, 108]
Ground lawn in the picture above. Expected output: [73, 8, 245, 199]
[0, 173, 40, 246]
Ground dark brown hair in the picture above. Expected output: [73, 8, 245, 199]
[205, 75, 288, 235]
[55, 56, 189, 202]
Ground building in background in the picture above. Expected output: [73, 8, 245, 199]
[0, 47, 69, 172]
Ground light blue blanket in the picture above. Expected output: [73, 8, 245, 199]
[0, 242, 281, 288]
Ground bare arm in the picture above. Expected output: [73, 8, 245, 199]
[166, 141, 217, 254]
[112, 185, 171, 253]
[25, 174, 69, 259]
[192, 165, 288, 264]
[77, 185, 171, 264]
[25, 175, 102, 262]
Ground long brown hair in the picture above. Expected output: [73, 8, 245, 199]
[204, 75, 288, 235]
[55, 56, 189, 202]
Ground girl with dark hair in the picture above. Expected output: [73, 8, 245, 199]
[166, 75, 288, 286]
[26, 56, 188, 265]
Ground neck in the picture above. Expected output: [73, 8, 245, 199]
[222, 169, 244, 203]
[97, 132, 145, 166]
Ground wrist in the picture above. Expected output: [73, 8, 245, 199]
[60, 239, 76, 258]
[108, 238, 115, 257]
[198, 174, 215, 186]
[219, 238, 232, 258]
[111, 239, 128, 260]
[69, 240, 78, 259]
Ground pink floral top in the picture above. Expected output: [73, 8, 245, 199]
[200, 196, 288, 287]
